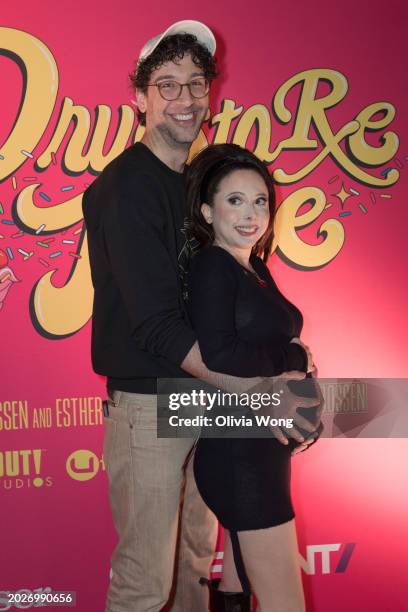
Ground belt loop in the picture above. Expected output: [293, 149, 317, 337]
[107, 389, 122, 406]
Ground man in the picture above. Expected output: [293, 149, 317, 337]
[83, 20, 227, 612]
[83, 19, 319, 612]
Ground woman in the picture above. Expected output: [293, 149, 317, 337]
[185, 143, 323, 612]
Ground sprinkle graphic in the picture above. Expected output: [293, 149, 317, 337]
[69, 252, 81, 259]
[328, 175, 339, 184]
[349, 188, 360, 196]
[35, 224, 46, 234]
[6, 247, 13, 259]
[2, 220, 15, 225]
[51, 152, 57, 165]
[339, 211, 352, 217]
[73, 227, 82, 235]
[23, 251, 34, 261]
[12, 176, 17, 190]
[39, 192, 51, 202]
[18, 248, 29, 257]
[380, 167, 393, 176]
[0, 202, 3, 214]
[370, 192, 376, 204]
[380, 194, 392, 199]
[49, 251, 62, 258]
[36, 241, 49, 248]
[358, 203, 367, 214]
[21, 150, 34, 159]
[42, 237, 55, 244]
[62, 239, 75, 244]
[324, 203, 333, 210]
[38, 257, 50, 267]
[61, 185, 74, 192]
[0, 234, 4, 239]
[23, 176, 37, 182]
[0, 154, 4, 160]
[11, 231, 24, 238]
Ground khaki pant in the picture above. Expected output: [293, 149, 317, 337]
[103, 390, 218, 612]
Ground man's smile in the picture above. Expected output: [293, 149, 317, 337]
[169, 110, 198, 126]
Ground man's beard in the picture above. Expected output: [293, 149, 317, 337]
[156, 119, 202, 148]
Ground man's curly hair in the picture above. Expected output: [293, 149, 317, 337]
[130, 33, 218, 126]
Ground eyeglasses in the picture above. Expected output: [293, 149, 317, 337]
[147, 77, 209, 101]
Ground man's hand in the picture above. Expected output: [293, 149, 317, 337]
[248, 371, 323, 446]
[291, 436, 317, 455]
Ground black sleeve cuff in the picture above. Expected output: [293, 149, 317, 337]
[286, 342, 308, 372]
[166, 326, 197, 366]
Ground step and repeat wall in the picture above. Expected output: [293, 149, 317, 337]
[1, 1, 407, 610]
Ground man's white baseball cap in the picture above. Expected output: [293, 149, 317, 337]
[138, 20, 216, 62]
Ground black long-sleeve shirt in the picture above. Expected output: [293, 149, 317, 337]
[82, 143, 196, 393]
[188, 245, 308, 377]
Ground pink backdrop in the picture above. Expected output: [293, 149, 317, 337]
[1, 1, 407, 610]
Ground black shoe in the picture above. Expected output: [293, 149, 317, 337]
[199, 577, 251, 612]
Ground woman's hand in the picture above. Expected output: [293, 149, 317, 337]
[290, 337, 315, 374]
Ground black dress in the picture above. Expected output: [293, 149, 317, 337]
[188, 246, 321, 543]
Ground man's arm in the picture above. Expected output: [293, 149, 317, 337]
[103, 168, 196, 365]
[181, 340, 264, 394]
[181, 341, 318, 446]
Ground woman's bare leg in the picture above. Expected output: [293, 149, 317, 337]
[237, 519, 305, 612]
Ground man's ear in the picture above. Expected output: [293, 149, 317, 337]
[136, 89, 147, 113]
[201, 203, 213, 224]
